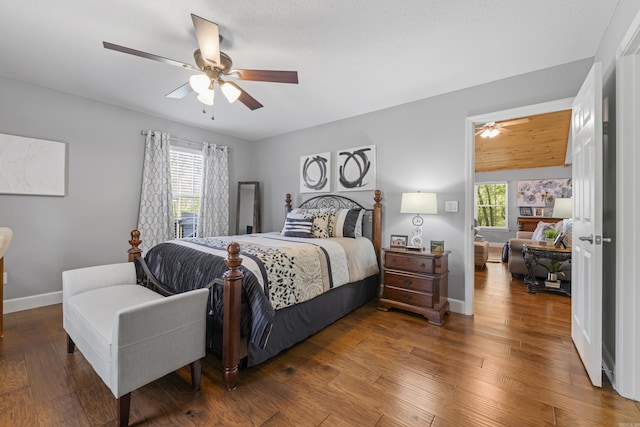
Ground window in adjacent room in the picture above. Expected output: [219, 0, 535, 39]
[475, 181, 508, 229]
[170, 145, 203, 238]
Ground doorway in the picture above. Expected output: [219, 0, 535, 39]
[463, 98, 574, 315]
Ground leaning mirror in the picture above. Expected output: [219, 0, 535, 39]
[236, 181, 261, 235]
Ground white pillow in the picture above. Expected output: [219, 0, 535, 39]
[531, 221, 556, 241]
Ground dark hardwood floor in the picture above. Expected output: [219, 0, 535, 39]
[1, 260, 639, 426]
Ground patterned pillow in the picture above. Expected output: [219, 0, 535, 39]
[281, 213, 313, 238]
[563, 219, 573, 247]
[310, 210, 332, 238]
[288, 208, 336, 238]
[333, 209, 365, 238]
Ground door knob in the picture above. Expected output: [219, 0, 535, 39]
[579, 235, 593, 244]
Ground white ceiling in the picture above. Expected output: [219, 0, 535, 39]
[0, 1, 618, 141]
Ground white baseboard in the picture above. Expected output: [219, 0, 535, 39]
[2, 292, 467, 319]
[448, 298, 465, 314]
[3, 291, 62, 314]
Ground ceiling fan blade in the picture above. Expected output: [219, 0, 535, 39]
[166, 82, 193, 99]
[233, 69, 299, 84]
[499, 118, 529, 127]
[103, 41, 196, 70]
[226, 82, 263, 110]
[191, 14, 221, 68]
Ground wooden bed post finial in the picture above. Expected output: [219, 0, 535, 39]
[222, 242, 244, 391]
[128, 230, 142, 262]
[372, 190, 382, 266]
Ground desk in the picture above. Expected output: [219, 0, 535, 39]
[522, 244, 572, 296]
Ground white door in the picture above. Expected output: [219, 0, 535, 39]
[571, 62, 603, 387]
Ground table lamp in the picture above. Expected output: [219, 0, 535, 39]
[552, 198, 573, 218]
[400, 192, 438, 248]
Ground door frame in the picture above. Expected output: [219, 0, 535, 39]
[464, 98, 574, 315]
[614, 9, 640, 401]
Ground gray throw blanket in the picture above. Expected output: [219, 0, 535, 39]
[143, 242, 274, 349]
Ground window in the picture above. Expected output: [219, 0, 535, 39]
[475, 182, 508, 228]
[170, 146, 203, 238]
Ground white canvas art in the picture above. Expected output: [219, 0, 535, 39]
[0, 133, 67, 196]
[300, 152, 331, 193]
[336, 145, 376, 192]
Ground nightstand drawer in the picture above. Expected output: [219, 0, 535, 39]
[385, 252, 436, 274]
[384, 271, 434, 293]
[383, 287, 433, 308]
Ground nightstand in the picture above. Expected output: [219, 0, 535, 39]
[377, 248, 450, 325]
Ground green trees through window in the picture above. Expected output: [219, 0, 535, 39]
[475, 182, 507, 228]
[170, 147, 203, 237]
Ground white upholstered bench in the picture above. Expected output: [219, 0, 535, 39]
[63, 262, 209, 426]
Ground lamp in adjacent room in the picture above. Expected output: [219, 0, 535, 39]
[552, 197, 573, 218]
[400, 192, 438, 248]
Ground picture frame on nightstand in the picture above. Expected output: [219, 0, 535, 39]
[390, 234, 408, 248]
[430, 240, 444, 253]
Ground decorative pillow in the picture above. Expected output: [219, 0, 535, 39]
[531, 221, 557, 241]
[563, 219, 573, 247]
[310, 210, 332, 238]
[333, 209, 365, 238]
[281, 213, 313, 238]
[287, 208, 335, 238]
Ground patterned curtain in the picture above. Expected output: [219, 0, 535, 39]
[137, 131, 174, 250]
[197, 142, 229, 237]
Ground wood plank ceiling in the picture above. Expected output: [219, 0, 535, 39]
[474, 110, 572, 172]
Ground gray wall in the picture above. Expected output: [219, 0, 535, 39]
[0, 76, 253, 300]
[251, 58, 594, 302]
[475, 165, 572, 243]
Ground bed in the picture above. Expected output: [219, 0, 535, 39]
[126, 190, 382, 390]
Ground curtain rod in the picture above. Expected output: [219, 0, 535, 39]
[140, 130, 228, 151]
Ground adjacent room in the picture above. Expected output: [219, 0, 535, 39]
[2, 1, 640, 425]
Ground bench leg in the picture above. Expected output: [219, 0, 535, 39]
[191, 359, 202, 390]
[67, 335, 75, 353]
[117, 393, 131, 427]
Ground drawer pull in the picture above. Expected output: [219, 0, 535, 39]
[421, 263, 426, 268]
[402, 292, 413, 301]
[403, 278, 413, 285]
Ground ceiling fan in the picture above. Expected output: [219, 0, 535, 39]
[103, 14, 298, 111]
[475, 118, 530, 138]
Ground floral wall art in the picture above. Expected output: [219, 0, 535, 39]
[516, 179, 572, 212]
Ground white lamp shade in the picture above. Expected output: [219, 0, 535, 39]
[221, 81, 241, 103]
[552, 198, 573, 218]
[197, 90, 215, 106]
[400, 192, 438, 214]
[189, 74, 211, 94]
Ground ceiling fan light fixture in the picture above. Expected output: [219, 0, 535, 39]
[197, 90, 215, 105]
[189, 74, 211, 94]
[220, 81, 241, 103]
[480, 127, 500, 138]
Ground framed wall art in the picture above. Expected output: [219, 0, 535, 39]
[300, 152, 331, 193]
[0, 133, 67, 196]
[519, 206, 533, 216]
[336, 145, 376, 192]
[516, 178, 572, 207]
